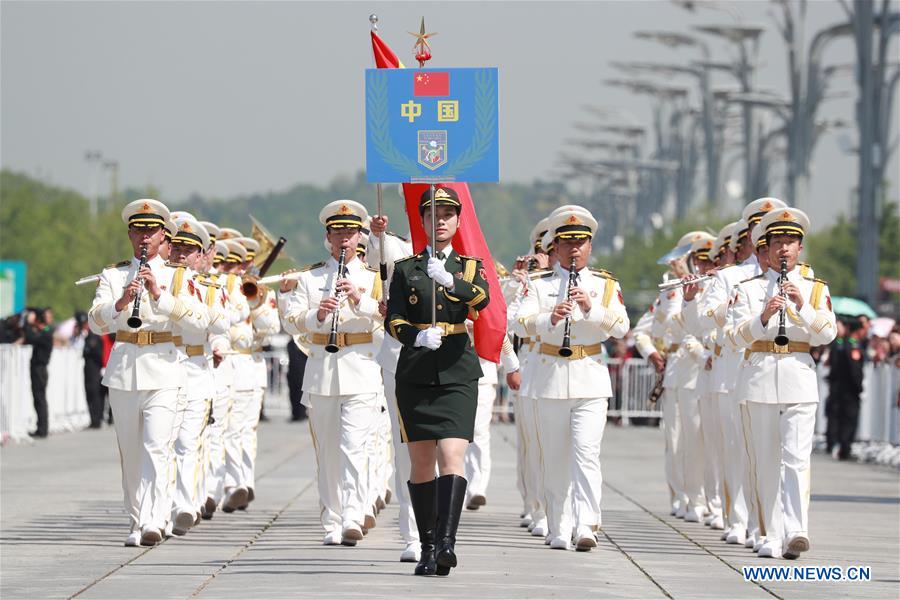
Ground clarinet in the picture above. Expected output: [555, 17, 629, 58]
[126, 245, 149, 329]
[774, 258, 789, 347]
[324, 248, 347, 353]
[558, 257, 578, 357]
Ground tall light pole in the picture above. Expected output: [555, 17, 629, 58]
[632, 31, 720, 209]
[84, 150, 103, 219]
[694, 24, 765, 202]
[103, 159, 119, 207]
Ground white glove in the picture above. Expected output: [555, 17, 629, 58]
[414, 327, 443, 350]
[426, 258, 455, 288]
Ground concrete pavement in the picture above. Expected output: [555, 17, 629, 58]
[1, 418, 898, 599]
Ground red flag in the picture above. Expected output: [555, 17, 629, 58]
[371, 32, 506, 363]
[413, 72, 449, 96]
[371, 31, 404, 69]
[402, 183, 507, 363]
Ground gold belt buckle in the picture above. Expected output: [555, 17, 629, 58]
[570, 345, 586, 360]
[773, 343, 790, 354]
[438, 323, 450, 337]
[337, 332, 347, 347]
[136, 330, 151, 346]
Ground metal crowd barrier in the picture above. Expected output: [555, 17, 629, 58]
[2, 344, 898, 444]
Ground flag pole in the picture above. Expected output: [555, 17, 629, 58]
[430, 183, 437, 328]
[370, 14, 389, 296]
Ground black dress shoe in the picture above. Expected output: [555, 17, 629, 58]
[29, 430, 48, 439]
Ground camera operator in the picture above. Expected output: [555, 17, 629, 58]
[23, 307, 54, 438]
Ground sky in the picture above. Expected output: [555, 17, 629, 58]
[2, 0, 896, 231]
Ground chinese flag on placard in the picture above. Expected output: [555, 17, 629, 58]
[370, 31, 505, 363]
[413, 72, 449, 96]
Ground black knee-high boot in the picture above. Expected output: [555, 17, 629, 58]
[435, 474, 467, 576]
[407, 479, 437, 576]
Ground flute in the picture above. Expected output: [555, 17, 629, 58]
[74, 274, 101, 286]
[324, 248, 347, 354]
[657, 273, 714, 291]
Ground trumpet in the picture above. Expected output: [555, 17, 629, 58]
[657, 273, 714, 291]
[74, 273, 101, 286]
[558, 257, 578, 357]
[325, 248, 347, 354]
[127, 245, 149, 329]
[774, 258, 789, 346]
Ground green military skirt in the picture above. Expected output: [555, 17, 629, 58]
[395, 378, 478, 442]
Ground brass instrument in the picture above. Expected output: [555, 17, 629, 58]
[657, 273, 714, 291]
[774, 258, 789, 346]
[240, 236, 286, 302]
[558, 257, 578, 357]
[126, 245, 149, 329]
[324, 248, 347, 353]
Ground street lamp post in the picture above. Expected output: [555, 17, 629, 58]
[84, 150, 103, 220]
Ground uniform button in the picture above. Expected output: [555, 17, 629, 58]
[437, 304, 443, 310]
[438, 286, 444, 291]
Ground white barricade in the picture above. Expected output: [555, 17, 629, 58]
[0, 345, 91, 443]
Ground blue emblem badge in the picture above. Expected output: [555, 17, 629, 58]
[418, 130, 448, 170]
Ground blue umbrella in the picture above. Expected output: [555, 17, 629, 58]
[830, 296, 877, 318]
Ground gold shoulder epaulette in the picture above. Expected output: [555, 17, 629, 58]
[589, 267, 617, 281]
[457, 254, 481, 261]
[528, 269, 552, 279]
[364, 264, 378, 273]
[165, 261, 187, 269]
[105, 260, 131, 269]
[302, 261, 326, 272]
[739, 273, 765, 284]
[805, 276, 827, 284]
[395, 253, 421, 264]
[539, 271, 555, 279]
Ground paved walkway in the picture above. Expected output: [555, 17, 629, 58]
[1, 419, 898, 599]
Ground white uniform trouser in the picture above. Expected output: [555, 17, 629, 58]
[109, 388, 178, 533]
[718, 392, 748, 530]
[698, 392, 723, 515]
[519, 395, 546, 521]
[173, 396, 211, 516]
[205, 388, 231, 504]
[384, 375, 417, 544]
[740, 403, 761, 536]
[366, 401, 392, 517]
[241, 388, 264, 491]
[308, 392, 380, 534]
[465, 380, 496, 499]
[661, 389, 686, 509]
[749, 402, 816, 544]
[676, 387, 706, 511]
[224, 388, 254, 491]
[536, 396, 607, 540]
[512, 393, 528, 509]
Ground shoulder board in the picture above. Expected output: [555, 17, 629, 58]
[457, 254, 481, 262]
[739, 273, 765, 284]
[395, 253, 422, 264]
[589, 267, 616, 281]
[386, 231, 408, 241]
[165, 261, 186, 269]
[805, 276, 827, 284]
[717, 263, 736, 270]
[302, 261, 326, 272]
[799, 262, 810, 267]
[105, 260, 131, 269]
[363, 264, 378, 273]
[539, 271, 555, 279]
[528, 269, 552, 279]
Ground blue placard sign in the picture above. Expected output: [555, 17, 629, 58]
[365, 67, 499, 183]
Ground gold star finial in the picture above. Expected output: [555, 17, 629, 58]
[408, 17, 437, 53]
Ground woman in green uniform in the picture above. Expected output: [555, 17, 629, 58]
[386, 186, 491, 577]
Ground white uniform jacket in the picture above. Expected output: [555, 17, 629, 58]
[510, 265, 629, 399]
[88, 255, 206, 391]
[695, 259, 760, 393]
[280, 256, 383, 396]
[368, 233, 413, 375]
[731, 269, 836, 404]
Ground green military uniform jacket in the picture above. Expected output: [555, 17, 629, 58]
[387, 249, 491, 385]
